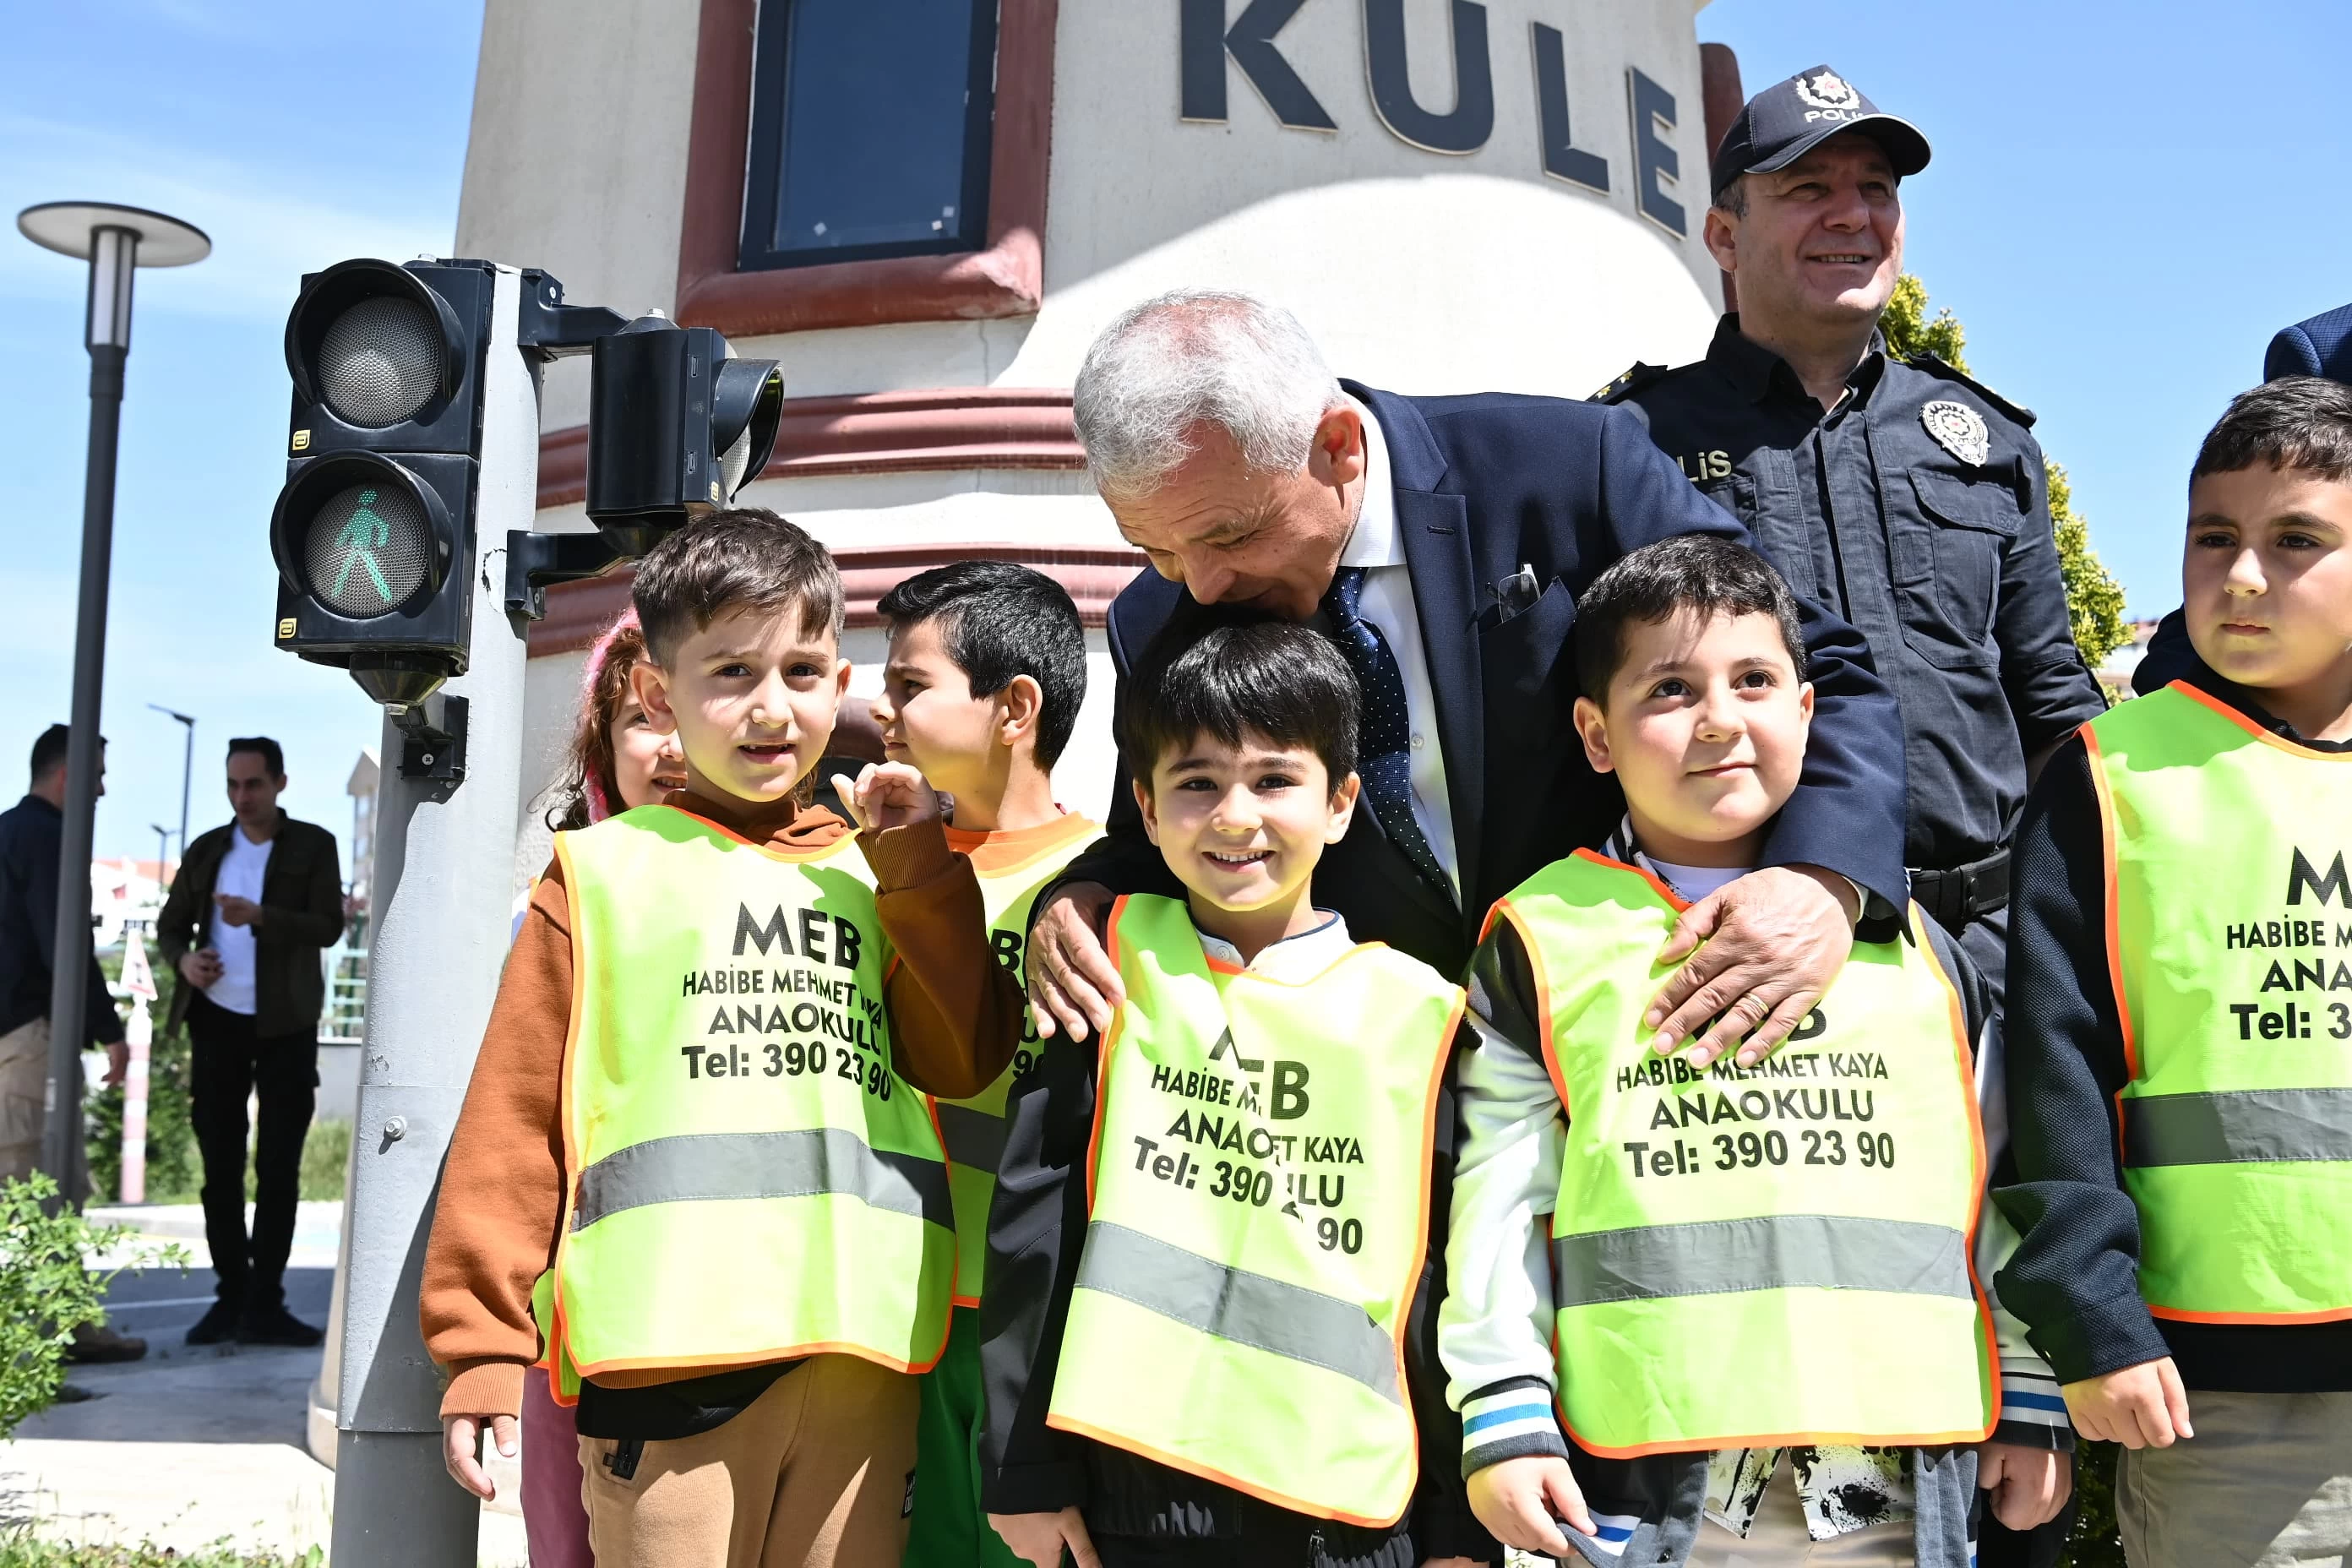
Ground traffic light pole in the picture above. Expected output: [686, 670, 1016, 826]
[329, 263, 538, 1565]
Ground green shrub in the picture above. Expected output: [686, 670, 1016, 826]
[2056, 1441, 2127, 1568]
[296, 1119, 350, 1204]
[0, 1535, 322, 1567]
[0, 1175, 180, 1438]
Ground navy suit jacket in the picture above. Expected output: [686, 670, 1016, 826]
[1065, 380, 1911, 977]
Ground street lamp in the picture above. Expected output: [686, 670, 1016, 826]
[146, 703, 195, 882]
[18, 201, 209, 1186]
[150, 825, 171, 883]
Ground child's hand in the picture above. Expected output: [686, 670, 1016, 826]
[441, 1411, 516, 1500]
[829, 761, 943, 834]
[1975, 1440, 2072, 1530]
[2062, 1357, 2193, 1449]
[988, 1507, 1101, 1568]
[1466, 1454, 1593, 1559]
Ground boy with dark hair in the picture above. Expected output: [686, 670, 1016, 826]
[1447, 536, 2070, 1568]
[423, 509, 1025, 1568]
[1998, 377, 2352, 1568]
[982, 612, 1496, 1568]
[869, 561, 1100, 1568]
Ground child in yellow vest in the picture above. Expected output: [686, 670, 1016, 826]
[867, 561, 1102, 1568]
[1996, 378, 2352, 1568]
[422, 509, 1023, 1568]
[1446, 536, 2072, 1568]
[982, 613, 1495, 1568]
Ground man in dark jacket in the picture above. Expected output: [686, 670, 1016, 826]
[155, 737, 343, 1347]
[0, 724, 127, 1193]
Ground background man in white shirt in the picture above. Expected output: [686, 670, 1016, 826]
[155, 738, 344, 1348]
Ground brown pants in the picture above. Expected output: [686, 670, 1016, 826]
[0, 1017, 85, 1202]
[579, 1354, 918, 1568]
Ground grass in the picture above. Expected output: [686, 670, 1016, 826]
[119, 1118, 350, 1209]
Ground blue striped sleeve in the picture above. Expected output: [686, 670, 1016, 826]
[1460, 1376, 1570, 1477]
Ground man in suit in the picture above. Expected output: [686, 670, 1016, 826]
[980, 291, 1909, 1565]
[1026, 289, 1908, 1054]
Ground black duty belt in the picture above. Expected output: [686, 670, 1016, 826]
[1908, 848, 2010, 928]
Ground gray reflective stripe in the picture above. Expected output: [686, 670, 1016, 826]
[1073, 1220, 1402, 1403]
[1552, 1214, 1974, 1307]
[2123, 1087, 2352, 1168]
[936, 1102, 1008, 1173]
[572, 1127, 952, 1233]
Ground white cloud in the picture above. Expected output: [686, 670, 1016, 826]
[0, 112, 454, 325]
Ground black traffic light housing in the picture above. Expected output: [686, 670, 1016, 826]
[585, 313, 783, 558]
[270, 259, 494, 708]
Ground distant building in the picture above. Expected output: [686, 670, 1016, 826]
[89, 856, 166, 951]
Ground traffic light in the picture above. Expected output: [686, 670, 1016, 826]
[270, 258, 494, 708]
[584, 312, 783, 557]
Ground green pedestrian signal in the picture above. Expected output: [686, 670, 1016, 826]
[329, 487, 395, 608]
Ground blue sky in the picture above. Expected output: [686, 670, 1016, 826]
[0, 0, 482, 863]
[3, 0, 2346, 862]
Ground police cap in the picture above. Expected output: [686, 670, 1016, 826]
[1710, 65, 1932, 197]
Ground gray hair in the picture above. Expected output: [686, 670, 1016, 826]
[1072, 289, 1344, 502]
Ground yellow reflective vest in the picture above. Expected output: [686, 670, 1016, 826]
[1047, 895, 1462, 1527]
[2088, 682, 2352, 1324]
[938, 814, 1099, 1307]
[548, 805, 955, 1381]
[1493, 851, 1996, 1456]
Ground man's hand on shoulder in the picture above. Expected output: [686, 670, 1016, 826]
[1026, 882, 1123, 1042]
[1645, 864, 1857, 1068]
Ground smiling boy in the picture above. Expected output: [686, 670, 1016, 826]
[422, 509, 1024, 1568]
[1445, 536, 2070, 1568]
[980, 614, 1494, 1568]
[1995, 378, 2352, 1568]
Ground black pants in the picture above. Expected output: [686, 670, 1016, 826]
[187, 991, 318, 1309]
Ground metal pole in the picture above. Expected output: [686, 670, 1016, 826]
[175, 718, 191, 869]
[329, 263, 537, 1566]
[41, 225, 136, 1186]
[147, 706, 194, 885]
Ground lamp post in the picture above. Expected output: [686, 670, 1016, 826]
[150, 824, 171, 881]
[17, 201, 209, 1187]
[148, 704, 195, 883]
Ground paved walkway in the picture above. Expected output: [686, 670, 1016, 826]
[1, 1203, 527, 1565]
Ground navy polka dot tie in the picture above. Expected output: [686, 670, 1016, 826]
[1323, 566, 1447, 894]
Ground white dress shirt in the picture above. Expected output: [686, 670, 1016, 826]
[1340, 397, 1459, 900]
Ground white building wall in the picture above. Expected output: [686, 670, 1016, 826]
[457, 0, 1727, 856]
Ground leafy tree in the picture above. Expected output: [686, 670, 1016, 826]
[1880, 275, 2132, 671]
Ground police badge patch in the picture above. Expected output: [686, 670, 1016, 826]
[1921, 400, 1990, 466]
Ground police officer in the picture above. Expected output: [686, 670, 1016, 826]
[1602, 65, 2105, 999]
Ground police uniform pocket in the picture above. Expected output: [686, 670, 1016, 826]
[1894, 467, 2021, 671]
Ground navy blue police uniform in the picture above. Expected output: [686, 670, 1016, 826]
[1603, 66, 2105, 994]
